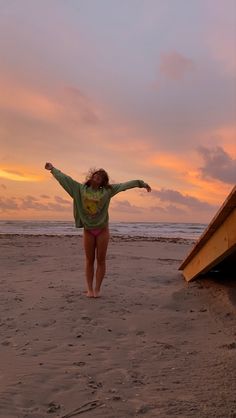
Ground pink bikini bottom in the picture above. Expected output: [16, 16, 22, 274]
[87, 228, 105, 237]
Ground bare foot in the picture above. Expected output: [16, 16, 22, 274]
[86, 290, 94, 298]
[94, 289, 101, 298]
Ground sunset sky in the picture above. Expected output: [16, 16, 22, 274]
[0, 0, 235, 223]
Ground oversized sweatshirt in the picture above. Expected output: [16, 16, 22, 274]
[51, 167, 148, 229]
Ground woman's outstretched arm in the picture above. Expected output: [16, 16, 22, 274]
[44, 162, 79, 197]
[110, 180, 151, 197]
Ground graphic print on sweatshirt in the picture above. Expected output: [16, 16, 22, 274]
[82, 188, 105, 217]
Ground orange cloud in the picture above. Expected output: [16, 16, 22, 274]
[0, 76, 58, 121]
[61, 86, 101, 125]
[149, 152, 190, 171]
[0, 75, 102, 131]
[0, 167, 42, 182]
[212, 126, 236, 155]
[147, 150, 232, 205]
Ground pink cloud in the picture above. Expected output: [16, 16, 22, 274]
[0, 75, 102, 131]
[62, 86, 101, 125]
[0, 76, 58, 122]
[159, 51, 195, 81]
[204, 0, 236, 74]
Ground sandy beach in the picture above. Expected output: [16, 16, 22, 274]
[0, 234, 235, 418]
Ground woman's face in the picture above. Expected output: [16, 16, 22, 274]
[91, 172, 103, 187]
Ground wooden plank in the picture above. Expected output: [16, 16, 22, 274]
[181, 209, 236, 281]
[179, 186, 236, 282]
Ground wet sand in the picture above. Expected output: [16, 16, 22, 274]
[0, 235, 235, 418]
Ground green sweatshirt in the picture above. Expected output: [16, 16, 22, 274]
[51, 167, 148, 229]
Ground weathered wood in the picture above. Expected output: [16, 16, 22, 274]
[179, 185, 236, 282]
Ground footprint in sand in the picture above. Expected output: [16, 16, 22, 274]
[40, 319, 57, 327]
[136, 404, 155, 414]
[81, 316, 92, 322]
[136, 330, 145, 336]
[2, 340, 11, 346]
[47, 402, 61, 413]
[73, 361, 86, 366]
[220, 342, 236, 350]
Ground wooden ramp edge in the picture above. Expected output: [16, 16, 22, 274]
[179, 185, 236, 282]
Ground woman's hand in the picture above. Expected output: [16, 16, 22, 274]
[45, 162, 54, 171]
[145, 183, 152, 192]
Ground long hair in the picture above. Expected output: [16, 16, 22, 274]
[84, 168, 111, 188]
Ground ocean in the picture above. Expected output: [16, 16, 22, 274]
[0, 220, 206, 241]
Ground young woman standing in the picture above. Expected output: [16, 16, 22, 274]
[45, 163, 151, 297]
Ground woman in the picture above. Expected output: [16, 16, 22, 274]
[45, 162, 151, 298]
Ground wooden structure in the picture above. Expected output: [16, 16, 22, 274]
[179, 185, 236, 282]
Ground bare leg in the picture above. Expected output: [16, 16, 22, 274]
[94, 227, 110, 297]
[83, 229, 96, 297]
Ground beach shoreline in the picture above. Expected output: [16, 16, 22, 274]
[0, 233, 195, 244]
[0, 235, 235, 418]
[0, 220, 206, 242]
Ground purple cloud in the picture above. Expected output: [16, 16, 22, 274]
[0, 195, 72, 213]
[0, 197, 19, 211]
[152, 188, 217, 211]
[112, 200, 142, 213]
[54, 195, 71, 205]
[198, 146, 236, 185]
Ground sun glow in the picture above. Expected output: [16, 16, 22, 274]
[0, 169, 41, 182]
